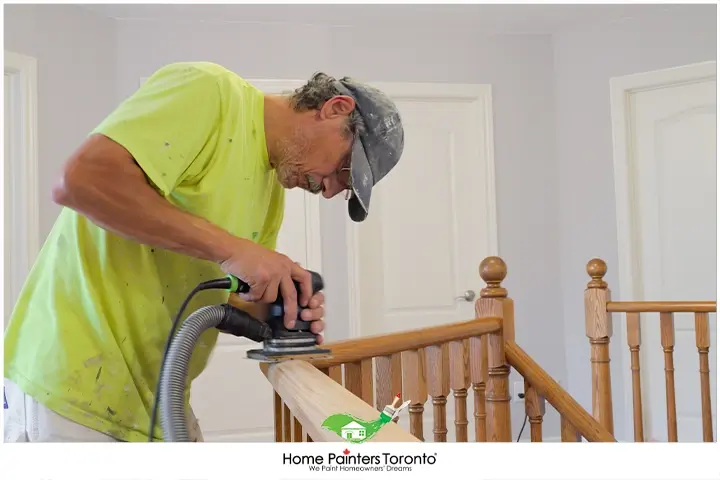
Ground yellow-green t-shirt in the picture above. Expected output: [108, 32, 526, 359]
[3, 62, 284, 442]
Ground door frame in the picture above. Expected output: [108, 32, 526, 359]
[343, 81, 498, 337]
[609, 60, 717, 441]
[4, 50, 40, 318]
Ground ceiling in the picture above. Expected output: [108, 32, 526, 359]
[78, 4, 688, 34]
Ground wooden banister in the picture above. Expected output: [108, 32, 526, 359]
[262, 360, 421, 442]
[308, 316, 502, 369]
[504, 341, 616, 442]
[606, 301, 716, 313]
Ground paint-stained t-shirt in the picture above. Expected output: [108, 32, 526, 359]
[4, 62, 285, 441]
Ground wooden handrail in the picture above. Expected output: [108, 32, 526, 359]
[263, 360, 421, 442]
[504, 341, 616, 442]
[309, 316, 503, 369]
[606, 301, 716, 313]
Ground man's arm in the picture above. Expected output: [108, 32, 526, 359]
[52, 133, 239, 264]
[53, 64, 312, 324]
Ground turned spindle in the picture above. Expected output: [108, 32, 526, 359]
[478, 256, 512, 441]
[584, 259, 614, 435]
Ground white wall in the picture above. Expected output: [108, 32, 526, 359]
[4, 4, 117, 241]
[552, 5, 717, 439]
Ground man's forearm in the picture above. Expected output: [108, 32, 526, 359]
[52, 135, 239, 264]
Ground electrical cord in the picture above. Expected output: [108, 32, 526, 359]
[148, 276, 245, 442]
[516, 414, 528, 442]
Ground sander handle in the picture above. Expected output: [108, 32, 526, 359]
[226, 270, 324, 331]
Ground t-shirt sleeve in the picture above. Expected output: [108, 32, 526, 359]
[91, 65, 221, 197]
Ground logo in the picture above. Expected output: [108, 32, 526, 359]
[283, 449, 438, 473]
[321, 393, 410, 443]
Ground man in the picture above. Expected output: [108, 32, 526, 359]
[3, 62, 404, 442]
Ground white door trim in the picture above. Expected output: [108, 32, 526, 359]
[344, 82, 498, 337]
[4, 51, 40, 313]
[608, 60, 717, 441]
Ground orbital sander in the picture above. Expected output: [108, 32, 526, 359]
[148, 269, 331, 442]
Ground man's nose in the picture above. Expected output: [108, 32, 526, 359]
[321, 178, 343, 199]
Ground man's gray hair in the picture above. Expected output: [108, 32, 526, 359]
[289, 72, 364, 138]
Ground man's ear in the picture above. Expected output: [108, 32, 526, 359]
[321, 95, 355, 119]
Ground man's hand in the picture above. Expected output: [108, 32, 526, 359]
[219, 239, 314, 328]
[300, 291, 325, 344]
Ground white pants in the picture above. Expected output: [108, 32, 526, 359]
[3, 378, 204, 442]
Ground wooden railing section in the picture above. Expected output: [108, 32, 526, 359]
[261, 255, 713, 443]
[262, 256, 620, 443]
[584, 258, 716, 442]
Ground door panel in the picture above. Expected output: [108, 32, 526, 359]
[356, 88, 496, 337]
[629, 73, 717, 441]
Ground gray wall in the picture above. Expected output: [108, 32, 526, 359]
[553, 5, 717, 436]
[5, 3, 716, 441]
[4, 4, 117, 241]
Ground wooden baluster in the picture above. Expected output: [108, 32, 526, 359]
[375, 354, 403, 423]
[274, 391, 282, 442]
[449, 340, 469, 441]
[402, 349, 427, 441]
[626, 312, 645, 441]
[560, 416, 581, 442]
[695, 312, 714, 442]
[478, 256, 513, 442]
[524, 380, 545, 442]
[345, 359, 374, 405]
[584, 259, 614, 435]
[293, 416, 302, 442]
[486, 327, 512, 441]
[660, 312, 678, 442]
[283, 403, 292, 442]
[469, 335, 488, 442]
[425, 344, 449, 442]
[328, 365, 343, 385]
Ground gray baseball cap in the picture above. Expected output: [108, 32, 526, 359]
[333, 78, 404, 222]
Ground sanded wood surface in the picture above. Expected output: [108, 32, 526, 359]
[264, 360, 420, 442]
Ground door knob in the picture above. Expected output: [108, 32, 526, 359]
[455, 290, 476, 302]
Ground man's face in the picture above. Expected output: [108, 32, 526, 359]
[274, 96, 356, 199]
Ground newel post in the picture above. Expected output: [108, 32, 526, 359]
[584, 258, 614, 435]
[477, 256, 513, 441]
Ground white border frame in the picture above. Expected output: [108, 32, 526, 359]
[4, 50, 40, 313]
[344, 82, 498, 337]
[609, 60, 717, 442]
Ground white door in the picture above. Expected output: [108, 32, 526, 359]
[4, 72, 13, 326]
[611, 61, 717, 442]
[352, 83, 498, 336]
[4, 52, 39, 331]
[349, 83, 498, 441]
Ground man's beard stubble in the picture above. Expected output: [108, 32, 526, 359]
[273, 130, 323, 194]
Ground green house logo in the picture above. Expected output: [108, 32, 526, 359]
[321, 394, 410, 444]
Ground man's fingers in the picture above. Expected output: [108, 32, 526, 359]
[310, 320, 325, 334]
[279, 276, 298, 328]
[291, 263, 313, 307]
[262, 278, 281, 304]
[308, 292, 324, 309]
[300, 306, 324, 321]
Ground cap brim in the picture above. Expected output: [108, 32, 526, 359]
[348, 135, 374, 223]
